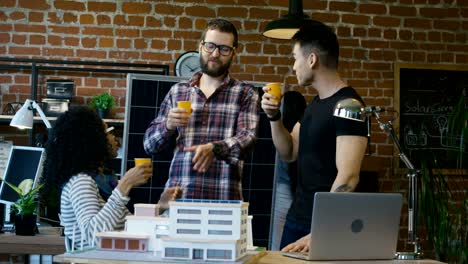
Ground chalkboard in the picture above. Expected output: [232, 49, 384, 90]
[395, 64, 468, 169]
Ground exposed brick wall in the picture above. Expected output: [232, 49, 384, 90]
[0, 0, 466, 252]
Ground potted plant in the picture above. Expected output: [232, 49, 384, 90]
[0, 178, 43, 236]
[420, 163, 467, 263]
[418, 95, 467, 263]
[90, 92, 115, 118]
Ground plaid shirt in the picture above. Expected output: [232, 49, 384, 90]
[144, 72, 259, 200]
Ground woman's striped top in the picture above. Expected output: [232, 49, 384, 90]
[60, 173, 130, 249]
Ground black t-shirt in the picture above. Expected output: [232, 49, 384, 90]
[287, 87, 367, 227]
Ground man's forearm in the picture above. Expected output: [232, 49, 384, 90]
[218, 92, 259, 164]
[143, 118, 175, 154]
[331, 172, 359, 192]
[213, 128, 256, 165]
[270, 120, 295, 162]
[332, 135, 367, 192]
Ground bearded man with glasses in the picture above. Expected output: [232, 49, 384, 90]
[144, 19, 259, 201]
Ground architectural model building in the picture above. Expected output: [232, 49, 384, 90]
[96, 199, 251, 262]
[160, 199, 249, 261]
[134, 203, 160, 216]
[96, 232, 149, 252]
[125, 214, 170, 253]
[96, 203, 160, 252]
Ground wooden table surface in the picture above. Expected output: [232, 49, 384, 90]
[53, 250, 266, 264]
[0, 232, 65, 255]
[53, 250, 446, 264]
[257, 251, 446, 264]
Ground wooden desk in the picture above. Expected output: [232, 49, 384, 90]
[257, 251, 446, 264]
[54, 250, 266, 263]
[53, 250, 446, 264]
[0, 232, 65, 255]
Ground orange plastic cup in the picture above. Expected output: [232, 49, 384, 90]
[267, 83, 282, 102]
[177, 101, 192, 114]
[134, 158, 152, 166]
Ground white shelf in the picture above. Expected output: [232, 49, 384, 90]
[0, 115, 124, 125]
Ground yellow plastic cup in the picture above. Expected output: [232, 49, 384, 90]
[177, 101, 192, 114]
[134, 158, 152, 166]
[267, 83, 282, 102]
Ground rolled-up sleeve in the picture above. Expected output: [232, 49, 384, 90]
[214, 85, 259, 165]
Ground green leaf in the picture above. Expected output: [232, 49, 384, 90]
[18, 179, 33, 195]
[0, 179, 43, 216]
[89, 92, 115, 110]
[2, 180, 23, 196]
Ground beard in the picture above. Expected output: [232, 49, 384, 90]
[200, 55, 232, 78]
[298, 77, 312, 87]
[297, 71, 314, 87]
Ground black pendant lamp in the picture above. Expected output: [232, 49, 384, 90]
[262, 0, 311, 40]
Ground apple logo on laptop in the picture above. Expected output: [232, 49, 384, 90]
[351, 219, 364, 233]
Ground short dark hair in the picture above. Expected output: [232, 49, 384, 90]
[201, 19, 238, 48]
[292, 20, 339, 69]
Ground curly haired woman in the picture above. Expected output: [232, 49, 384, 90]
[42, 106, 180, 249]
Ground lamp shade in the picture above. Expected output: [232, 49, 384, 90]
[10, 99, 34, 129]
[263, 16, 310, 39]
[333, 98, 366, 122]
[262, 0, 311, 39]
[10, 99, 52, 129]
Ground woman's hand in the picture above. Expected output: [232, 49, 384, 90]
[159, 186, 183, 212]
[117, 163, 153, 196]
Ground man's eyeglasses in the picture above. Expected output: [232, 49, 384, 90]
[201, 41, 234, 56]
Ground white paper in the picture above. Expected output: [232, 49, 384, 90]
[0, 141, 13, 180]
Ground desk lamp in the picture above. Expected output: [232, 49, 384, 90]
[333, 98, 422, 260]
[10, 99, 51, 129]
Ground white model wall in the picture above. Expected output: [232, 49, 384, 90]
[168, 202, 248, 241]
[161, 239, 239, 261]
[125, 216, 169, 252]
[161, 201, 249, 261]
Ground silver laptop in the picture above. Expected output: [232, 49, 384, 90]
[282, 192, 402, 261]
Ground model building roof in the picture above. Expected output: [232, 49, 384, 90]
[170, 199, 249, 207]
[134, 203, 159, 208]
[96, 231, 149, 239]
[176, 199, 243, 204]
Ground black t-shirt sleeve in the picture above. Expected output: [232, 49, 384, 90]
[334, 116, 368, 137]
[334, 89, 368, 137]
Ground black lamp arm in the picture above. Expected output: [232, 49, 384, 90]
[377, 119, 416, 171]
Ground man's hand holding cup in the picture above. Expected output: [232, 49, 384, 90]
[261, 83, 282, 118]
[166, 101, 192, 130]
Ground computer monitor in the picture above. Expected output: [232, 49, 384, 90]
[0, 146, 45, 205]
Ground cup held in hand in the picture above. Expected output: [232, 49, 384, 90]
[177, 101, 192, 114]
[134, 158, 152, 166]
[267, 83, 282, 102]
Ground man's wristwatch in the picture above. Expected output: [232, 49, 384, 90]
[212, 143, 222, 156]
[268, 111, 281, 121]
